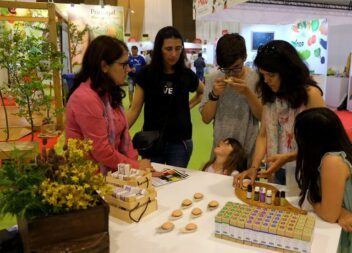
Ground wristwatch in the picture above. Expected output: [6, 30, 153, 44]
[208, 91, 219, 101]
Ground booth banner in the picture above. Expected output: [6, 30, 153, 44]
[0, 7, 48, 34]
[56, 4, 124, 40]
[0, 7, 48, 18]
[289, 18, 328, 75]
[56, 4, 124, 70]
[193, 0, 213, 19]
[193, 0, 247, 19]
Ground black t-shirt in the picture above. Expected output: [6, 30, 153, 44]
[136, 65, 199, 142]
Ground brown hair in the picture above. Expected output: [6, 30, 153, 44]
[202, 138, 247, 176]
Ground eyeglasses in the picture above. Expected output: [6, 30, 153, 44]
[113, 60, 130, 70]
[162, 46, 183, 53]
[218, 65, 243, 74]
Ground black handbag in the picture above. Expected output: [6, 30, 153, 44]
[132, 83, 176, 158]
[132, 130, 164, 157]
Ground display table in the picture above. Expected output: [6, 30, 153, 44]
[108, 164, 341, 253]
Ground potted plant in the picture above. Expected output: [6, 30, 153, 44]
[0, 138, 111, 252]
[0, 23, 64, 141]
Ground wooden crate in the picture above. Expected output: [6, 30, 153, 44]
[106, 171, 152, 189]
[17, 200, 109, 253]
[104, 188, 157, 210]
[109, 199, 158, 223]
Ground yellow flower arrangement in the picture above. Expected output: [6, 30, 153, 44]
[38, 139, 110, 211]
[0, 138, 111, 219]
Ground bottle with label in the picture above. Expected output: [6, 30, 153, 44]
[266, 190, 272, 205]
[274, 191, 280, 206]
[254, 186, 260, 201]
[246, 185, 252, 199]
[260, 187, 266, 202]
[280, 191, 286, 206]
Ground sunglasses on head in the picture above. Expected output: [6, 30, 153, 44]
[257, 44, 280, 56]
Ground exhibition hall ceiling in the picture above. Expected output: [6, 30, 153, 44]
[247, 0, 352, 10]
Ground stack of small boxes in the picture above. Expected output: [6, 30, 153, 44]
[104, 164, 157, 223]
[215, 202, 315, 253]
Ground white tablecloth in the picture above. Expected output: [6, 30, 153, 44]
[109, 163, 341, 253]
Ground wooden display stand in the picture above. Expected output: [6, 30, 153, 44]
[105, 171, 157, 223]
[235, 182, 307, 215]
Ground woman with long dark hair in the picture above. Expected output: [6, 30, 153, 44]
[294, 107, 352, 253]
[127, 26, 204, 168]
[66, 35, 152, 174]
[234, 40, 325, 193]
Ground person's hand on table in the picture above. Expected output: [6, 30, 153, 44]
[152, 171, 163, 177]
[233, 166, 257, 188]
[138, 159, 153, 171]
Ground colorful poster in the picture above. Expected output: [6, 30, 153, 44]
[0, 7, 48, 35]
[193, 0, 247, 19]
[289, 18, 328, 75]
[56, 4, 124, 40]
[0, 7, 48, 18]
[56, 4, 124, 71]
[193, 0, 213, 19]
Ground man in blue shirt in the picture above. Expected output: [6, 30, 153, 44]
[193, 52, 206, 82]
[128, 46, 146, 106]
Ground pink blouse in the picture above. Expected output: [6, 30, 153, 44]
[65, 80, 139, 170]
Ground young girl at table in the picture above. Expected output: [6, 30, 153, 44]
[294, 107, 352, 253]
[202, 138, 247, 176]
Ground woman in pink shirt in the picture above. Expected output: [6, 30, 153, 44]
[66, 36, 152, 174]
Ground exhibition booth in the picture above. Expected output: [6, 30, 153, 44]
[194, 1, 352, 110]
[0, 1, 350, 252]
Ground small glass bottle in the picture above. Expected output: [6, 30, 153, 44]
[254, 186, 260, 201]
[260, 187, 266, 202]
[246, 185, 252, 199]
[274, 191, 280, 206]
[280, 191, 286, 206]
[266, 190, 272, 205]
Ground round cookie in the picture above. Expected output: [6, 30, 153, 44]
[208, 200, 219, 209]
[191, 207, 202, 217]
[161, 222, 174, 231]
[181, 198, 192, 208]
[185, 223, 197, 231]
[171, 209, 183, 218]
[193, 192, 204, 201]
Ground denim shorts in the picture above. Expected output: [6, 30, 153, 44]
[148, 139, 193, 168]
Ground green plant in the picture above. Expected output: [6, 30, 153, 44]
[0, 138, 110, 220]
[68, 22, 89, 70]
[0, 22, 64, 140]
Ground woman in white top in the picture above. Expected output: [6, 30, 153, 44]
[202, 138, 247, 176]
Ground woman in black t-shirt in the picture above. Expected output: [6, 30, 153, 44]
[127, 26, 204, 168]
